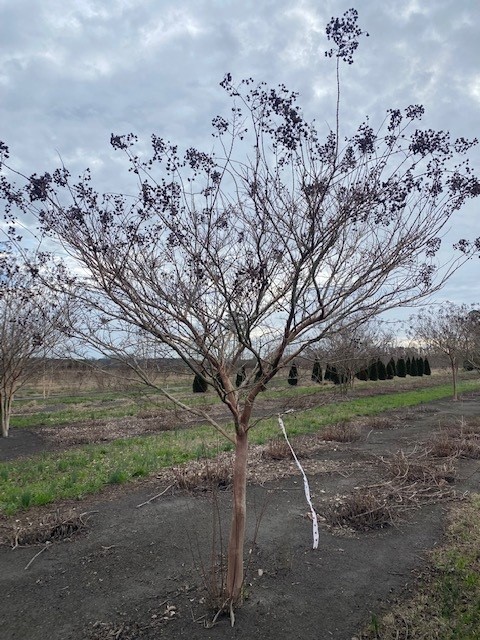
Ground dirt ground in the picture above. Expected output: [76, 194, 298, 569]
[1, 393, 479, 640]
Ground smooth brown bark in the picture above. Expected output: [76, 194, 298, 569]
[226, 429, 248, 603]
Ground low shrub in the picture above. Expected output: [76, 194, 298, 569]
[261, 439, 294, 460]
[322, 421, 361, 442]
[173, 460, 232, 492]
[323, 491, 392, 531]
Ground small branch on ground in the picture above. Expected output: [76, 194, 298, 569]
[136, 484, 173, 508]
[24, 542, 50, 570]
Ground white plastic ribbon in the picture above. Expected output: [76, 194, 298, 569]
[278, 415, 319, 549]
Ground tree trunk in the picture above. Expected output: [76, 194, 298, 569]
[451, 358, 458, 401]
[226, 429, 248, 603]
[1, 393, 12, 437]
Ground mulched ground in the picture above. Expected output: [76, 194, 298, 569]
[0, 393, 479, 639]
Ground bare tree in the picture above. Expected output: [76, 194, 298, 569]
[312, 320, 392, 391]
[0, 257, 70, 437]
[1, 10, 479, 606]
[464, 309, 480, 371]
[409, 303, 478, 400]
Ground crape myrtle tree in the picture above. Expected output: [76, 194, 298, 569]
[409, 303, 479, 400]
[1, 9, 480, 606]
[0, 255, 70, 437]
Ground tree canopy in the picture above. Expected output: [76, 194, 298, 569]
[1, 8, 479, 606]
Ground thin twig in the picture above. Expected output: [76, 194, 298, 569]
[136, 485, 173, 508]
[205, 598, 231, 628]
[11, 529, 20, 550]
[24, 542, 50, 570]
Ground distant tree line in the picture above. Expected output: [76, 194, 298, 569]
[192, 355, 432, 392]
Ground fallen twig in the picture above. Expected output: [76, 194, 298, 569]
[136, 485, 173, 508]
[11, 529, 20, 550]
[24, 542, 50, 570]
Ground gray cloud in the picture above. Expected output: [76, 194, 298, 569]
[1, 0, 479, 309]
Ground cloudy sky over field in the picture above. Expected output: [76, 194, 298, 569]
[1, 0, 479, 316]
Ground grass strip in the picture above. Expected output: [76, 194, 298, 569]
[0, 425, 229, 516]
[10, 374, 464, 429]
[10, 383, 334, 429]
[1, 380, 478, 516]
[361, 494, 480, 640]
[249, 380, 480, 443]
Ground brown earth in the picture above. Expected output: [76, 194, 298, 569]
[0, 393, 479, 639]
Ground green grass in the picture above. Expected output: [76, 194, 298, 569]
[361, 494, 480, 639]
[249, 380, 480, 443]
[432, 497, 480, 638]
[4, 378, 435, 429]
[10, 388, 223, 428]
[0, 426, 220, 515]
[1, 379, 478, 516]
[11, 371, 467, 430]
[11, 407, 133, 429]
[9, 384, 327, 429]
[13, 391, 125, 406]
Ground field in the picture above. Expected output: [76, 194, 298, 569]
[1, 368, 479, 639]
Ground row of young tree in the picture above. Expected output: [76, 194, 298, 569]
[313, 355, 431, 385]
[193, 355, 433, 393]
[1, 9, 479, 608]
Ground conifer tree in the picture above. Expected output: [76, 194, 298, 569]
[396, 358, 407, 377]
[417, 357, 424, 376]
[424, 358, 432, 375]
[369, 360, 379, 381]
[324, 363, 332, 381]
[410, 357, 418, 376]
[388, 357, 397, 376]
[236, 365, 246, 388]
[377, 359, 387, 380]
[192, 372, 208, 393]
[406, 357, 411, 375]
[288, 363, 298, 386]
[386, 359, 395, 379]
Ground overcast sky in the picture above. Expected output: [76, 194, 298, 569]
[1, 0, 479, 320]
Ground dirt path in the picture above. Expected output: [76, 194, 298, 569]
[0, 395, 479, 639]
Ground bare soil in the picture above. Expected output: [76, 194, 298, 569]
[0, 393, 479, 639]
